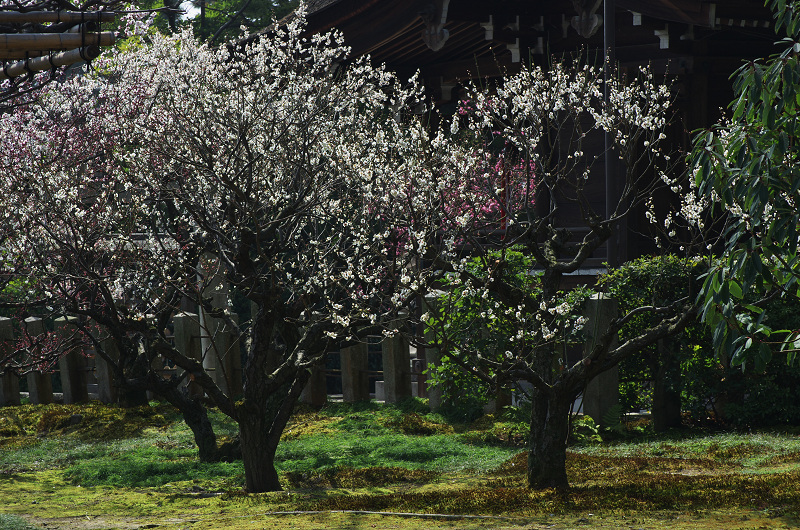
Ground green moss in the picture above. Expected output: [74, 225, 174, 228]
[382, 413, 454, 436]
[0, 403, 175, 441]
[284, 466, 438, 489]
[4, 401, 800, 530]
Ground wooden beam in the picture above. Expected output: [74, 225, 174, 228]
[0, 45, 101, 80]
[447, 0, 572, 22]
[616, 0, 714, 27]
[0, 32, 115, 51]
[0, 10, 116, 24]
[0, 49, 47, 59]
[421, 54, 521, 82]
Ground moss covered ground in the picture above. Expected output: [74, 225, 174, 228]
[0, 401, 799, 529]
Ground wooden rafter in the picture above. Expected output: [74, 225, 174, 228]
[0, 10, 116, 24]
[0, 45, 100, 80]
[0, 31, 114, 50]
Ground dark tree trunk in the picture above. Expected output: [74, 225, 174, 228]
[119, 386, 149, 408]
[527, 387, 572, 490]
[239, 413, 282, 492]
[159, 385, 221, 462]
[179, 398, 221, 462]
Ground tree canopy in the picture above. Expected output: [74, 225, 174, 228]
[0, 14, 425, 492]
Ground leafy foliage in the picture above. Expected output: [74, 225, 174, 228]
[601, 255, 706, 415]
[692, 0, 800, 370]
[191, 0, 299, 42]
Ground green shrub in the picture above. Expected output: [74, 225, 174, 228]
[600, 254, 706, 417]
[569, 415, 602, 445]
[427, 247, 594, 423]
[603, 255, 800, 427]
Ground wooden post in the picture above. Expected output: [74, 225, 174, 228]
[0, 32, 115, 50]
[382, 334, 412, 403]
[0, 46, 102, 80]
[23, 317, 53, 405]
[583, 293, 619, 425]
[340, 343, 369, 402]
[0, 317, 20, 406]
[55, 316, 88, 404]
[424, 294, 443, 411]
[173, 312, 203, 398]
[300, 367, 327, 407]
[93, 330, 119, 404]
[0, 11, 118, 24]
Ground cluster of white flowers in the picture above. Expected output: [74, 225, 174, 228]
[0, 12, 439, 333]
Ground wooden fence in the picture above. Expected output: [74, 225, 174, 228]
[0, 294, 619, 417]
[0, 313, 435, 408]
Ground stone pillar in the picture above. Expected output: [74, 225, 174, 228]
[199, 256, 242, 399]
[173, 312, 203, 398]
[94, 331, 119, 404]
[24, 317, 53, 405]
[201, 314, 242, 399]
[582, 293, 619, 425]
[300, 366, 327, 407]
[483, 389, 513, 414]
[0, 317, 20, 406]
[340, 343, 369, 402]
[383, 334, 412, 403]
[55, 316, 89, 404]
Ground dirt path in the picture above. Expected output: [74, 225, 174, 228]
[21, 511, 800, 530]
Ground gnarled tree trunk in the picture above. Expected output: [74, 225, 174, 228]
[527, 386, 573, 490]
[239, 411, 283, 492]
[158, 383, 222, 463]
[237, 372, 309, 492]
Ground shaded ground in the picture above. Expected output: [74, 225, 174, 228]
[1, 402, 800, 530]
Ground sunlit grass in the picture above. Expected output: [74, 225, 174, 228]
[3, 400, 800, 527]
[572, 431, 800, 469]
[2, 402, 800, 529]
[277, 432, 516, 474]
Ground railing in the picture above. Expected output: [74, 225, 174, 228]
[0, 314, 429, 407]
[0, 293, 620, 419]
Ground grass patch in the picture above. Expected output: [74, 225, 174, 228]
[284, 466, 438, 489]
[276, 431, 517, 474]
[3, 401, 800, 530]
[63, 452, 244, 488]
[572, 431, 800, 470]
